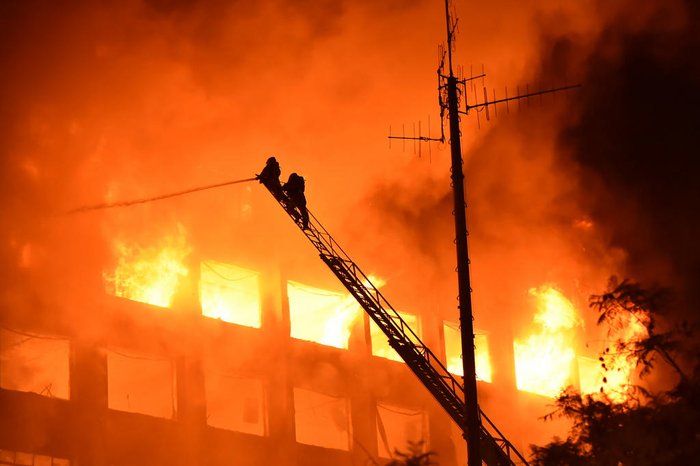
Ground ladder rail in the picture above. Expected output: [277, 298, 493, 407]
[479, 411, 530, 465]
[281, 197, 466, 401]
[325, 254, 471, 432]
[328, 254, 466, 398]
[270, 189, 530, 466]
[309, 212, 437, 356]
[323, 252, 531, 465]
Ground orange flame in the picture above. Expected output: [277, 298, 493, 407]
[287, 281, 363, 349]
[320, 294, 362, 348]
[104, 228, 190, 308]
[514, 285, 582, 397]
[320, 274, 383, 349]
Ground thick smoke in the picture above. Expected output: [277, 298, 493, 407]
[0, 0, 429, 324]
[360, 0, 700, 322]
[354, 0, 699, 447]
[548, 0, 700, 315]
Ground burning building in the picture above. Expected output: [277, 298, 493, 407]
[0, 185, 644, 466]
[2, 0, 697, 465]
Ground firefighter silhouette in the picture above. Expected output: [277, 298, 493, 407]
[256, 156, 282, 198]
[282, 172, 309, 229]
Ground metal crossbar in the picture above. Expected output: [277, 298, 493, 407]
[267, 187, 529, 465]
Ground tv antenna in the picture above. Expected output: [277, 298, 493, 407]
[389, 2, 579, 466]
[456, 63, 580, 128]
[388, 116, 443, 161]
[390, 9, 580, 143]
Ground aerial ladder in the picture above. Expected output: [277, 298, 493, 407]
[265, 187, 530, 466]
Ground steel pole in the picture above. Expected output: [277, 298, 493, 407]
[446, 75, 482, 466]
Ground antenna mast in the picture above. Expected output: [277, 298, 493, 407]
[388, 2, 578, 464]
[441, 1, 482, 465]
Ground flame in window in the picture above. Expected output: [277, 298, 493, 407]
[104, 228, 190, 308]
[444, 322, 493, 383]
[288, 281, 362, 349]
[200, 261, 261, 328]
[514, 285, 582, 397]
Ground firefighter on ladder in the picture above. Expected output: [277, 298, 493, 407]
[257, 157, 309, 230]
[256, 156, 282, 198]
[283, 173, 309, 230]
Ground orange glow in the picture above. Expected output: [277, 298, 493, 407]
[0, 330, 70, 399]
[287, 281, 362, 349]
[367, 275, 422, 363]
[107, 349, 176, 418]
[514, 285, 582, 397]
[444, 322, 493, 382]
[287, 274, 385, 349]
[103, 228, 190, 308]
[205, 374, 266, 435]
[573, 217, 594, 231]
[200, 261, 261, 328]
[294, 388, 351, 450]
[370, 311, 419, 362]
[319, 295, 362, 348]
[376, 403, 429, 459]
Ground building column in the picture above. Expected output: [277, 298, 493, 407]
[70, 342, 108, 466]
[348, 310, 379, 465]
[172, 252, 207, 466]
[490, 323, 517, 393]
[263, 268, 297, 465]
[422, 311, 459, 466]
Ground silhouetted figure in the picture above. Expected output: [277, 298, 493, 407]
[256, 156, 282, 198]
[283, 172, 309, 229]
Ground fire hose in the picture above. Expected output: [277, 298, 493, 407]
[66, 176, 257, 214]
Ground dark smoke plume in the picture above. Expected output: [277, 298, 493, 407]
[541, 0, 700, 314]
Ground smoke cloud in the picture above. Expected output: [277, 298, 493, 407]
[359, 0, 699, 325]
[550, 0, 700, 314]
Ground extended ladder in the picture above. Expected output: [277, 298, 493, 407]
[266, 186, 529, 466]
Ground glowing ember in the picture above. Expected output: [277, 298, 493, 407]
[514, 285, 582, 397]
[104, 228, 190, 308]
[444, 322, 493, 382]
[573, 218, 594, 231]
